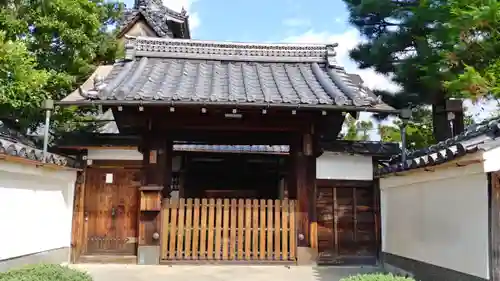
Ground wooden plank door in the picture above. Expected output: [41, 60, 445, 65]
[316, 184, 378, 265]
[84, 168, 140, 255]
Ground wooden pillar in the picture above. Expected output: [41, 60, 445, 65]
[70, 169, 87, 263]
[137, 132, 171, 264]
[293, 130, 318, 265]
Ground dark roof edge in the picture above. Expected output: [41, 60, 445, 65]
[321, 140, 400, 158]
[55, 99, 400, 113]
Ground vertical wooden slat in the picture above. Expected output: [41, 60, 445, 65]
[259, 199, 266, 260]
[266, 199, 273, 260]
[230, 199, 238, 260]
[244, 199, 252, 260]
[214, 199, 223, 260]
[192, 199, 200, 260]
[237, 199, 245, 260]
[281, 199, 289, 261]
[353, 187, 358, 244]
[207, 198, 216, 259]
[176, 198, 186, 259]
[274, 200, 281, 260]
[199, 199, 208, 259]
[168, 199, 178, 260]
[161, 199, 170, 260]
[184, 199, 193, 259]
[333, 188, 339, 255]
[252, 199, 259, 259]
[222, 199, 230, 260]
[289, 200, 296, 260]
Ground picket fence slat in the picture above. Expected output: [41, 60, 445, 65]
[161, 198, 296, 262]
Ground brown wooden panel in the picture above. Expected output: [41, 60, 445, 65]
[274, 200, 281, 259]
[168, 200, 178, 260]
[222, 199, 230, 260]
[184, 199, 193, 259]
[289, 200, 296, 260]
[207, 198, 215, 259]
[84, 168, 139, 255]
[71, 170, 86, 262]
[229, 199, 237, 260]
[192, 199, 200, 260]
[259, 199, 267, 260]
[266, 199, 273, 259]
[214, 199, 223, 260]
[252, 199, 259, 259]
[491, 172, 500, 281]
[159, 198, 297, 262]
[316, 183, 378, 265]
[244, 199, 252, 260]
[282, 199, 289, 260]
[237, 199, 245, 260]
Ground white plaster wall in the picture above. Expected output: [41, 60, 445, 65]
[316, 152, 373, 180]
[0, 161, 77, 261]
[380, 166, 489, 279]
[87, 149, 143, 161]
[86, 149, 181, 172]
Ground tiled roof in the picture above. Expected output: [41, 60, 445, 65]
[377, 116, 500, 176]
[72, 36, 392, 110]
[321, 140, 400, 158]
[118, 0, 187, 38]
[0, 121, 78, 167]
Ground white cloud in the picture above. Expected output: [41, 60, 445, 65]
[283, 28, 401, 93]
[162, 0, 201, 31]
[282, 18, 311, 28]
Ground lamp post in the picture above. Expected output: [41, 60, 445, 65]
[400, 108, 412, 164]
[42, 99, 54, 162]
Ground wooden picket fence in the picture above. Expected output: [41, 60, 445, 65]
[160, 198, 297, 262]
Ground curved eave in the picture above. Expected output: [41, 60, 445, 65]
[55, 99, 399, 113]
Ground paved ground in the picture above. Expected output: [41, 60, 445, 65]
[71, 264, 382, 281]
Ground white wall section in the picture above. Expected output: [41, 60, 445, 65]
[316, 152, 373, 180]
[0, 161, 77, 261]
[381, 166, 489, 279]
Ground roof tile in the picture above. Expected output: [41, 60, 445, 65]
[75, 37, 392, 110]
[377, 116, 500, 176]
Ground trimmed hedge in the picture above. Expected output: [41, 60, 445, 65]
[340, 273, 415, 281]
[0, 264, 92, 281]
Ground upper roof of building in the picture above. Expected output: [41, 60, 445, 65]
[61, 36, 394, 112]
[118, 0, 190, 38]
[377, 115, 500, 176]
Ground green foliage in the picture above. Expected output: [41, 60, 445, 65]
[342, 114, 374, 141]
[340, 273, 415, 281]
[441, 0, 500, 99]
[343, 0, 500, 141]
[0, 264, 92, 281]
[0, 0, 123, 134]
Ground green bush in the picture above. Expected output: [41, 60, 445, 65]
[340, 273, 415, 281]
[0, 264, 92, 281]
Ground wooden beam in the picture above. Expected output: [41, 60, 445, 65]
[70, 169, 87, 262]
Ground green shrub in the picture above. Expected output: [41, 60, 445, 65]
[0, 264, 92, 281]
[340, 273, 415, 281]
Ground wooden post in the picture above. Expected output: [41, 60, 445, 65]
[137, 131, 169, 264]
[70, 169, 87, 263]
[293, 131, 319, 265]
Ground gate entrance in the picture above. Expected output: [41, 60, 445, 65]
[160, 198, 297, 262]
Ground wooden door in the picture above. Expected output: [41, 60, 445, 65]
[84, 168, 140, 255]
[316, 184, 378, 265]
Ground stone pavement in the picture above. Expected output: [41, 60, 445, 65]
[70, 264, 382, 281]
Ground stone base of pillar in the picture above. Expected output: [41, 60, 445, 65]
[296, 247, 318, 266]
